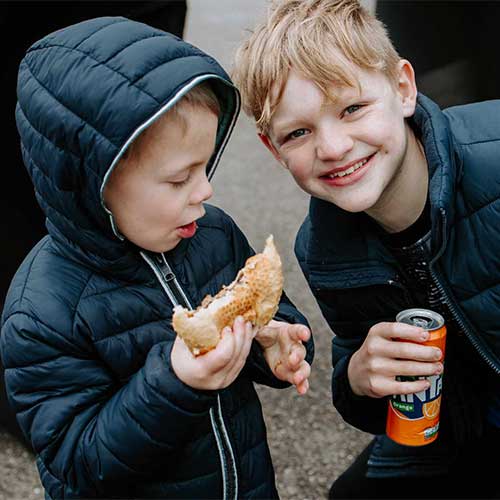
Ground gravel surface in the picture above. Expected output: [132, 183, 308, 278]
[0, 2, 372, 498]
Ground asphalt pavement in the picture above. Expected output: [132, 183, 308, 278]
[0, 2, 372, 499]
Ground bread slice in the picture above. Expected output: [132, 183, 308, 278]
[172, 235, 283, 355]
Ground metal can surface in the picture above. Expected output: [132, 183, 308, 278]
[386, 308, 447, 446]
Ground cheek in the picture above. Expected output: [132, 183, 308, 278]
[283, 150, 313, 182]
[364, 115, 405, 155]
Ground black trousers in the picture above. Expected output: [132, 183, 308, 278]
[329, 424, 500, 499]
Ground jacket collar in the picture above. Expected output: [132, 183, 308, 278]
[412, 93, 457, 259]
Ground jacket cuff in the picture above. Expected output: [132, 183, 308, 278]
[332, 355, 387, 434]
[147, 342, 217, 414]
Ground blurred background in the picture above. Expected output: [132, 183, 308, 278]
[1, 1, 498, 499]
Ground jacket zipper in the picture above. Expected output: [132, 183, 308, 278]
[140, 251, 239, 499]
[428, 209, 500, 375]
[210, 398, 238, 500]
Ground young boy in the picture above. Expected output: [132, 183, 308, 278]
[0, 17, 313, 499]
[233, 0, 500, 498]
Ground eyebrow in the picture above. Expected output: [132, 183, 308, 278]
[166, 159, 207, 176]
[270, 118, 304, 138]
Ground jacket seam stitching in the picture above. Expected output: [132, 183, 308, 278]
[101, 33, 164, 66]
[27, 43, 162, 106]
[454, 196, 500, 222]
[2, 312, 92, 368]
[93, 318, 169, 344]
[20, 62, 120, 149]
[17, 108, 81, 161]
[97, 433, 144, 475]
[123, 404, 171, 448]
[72, 273, 96, 338]
[458, 137, 500, 146]
[16, 242, 46, 306]
[460, 282, 500, 303]
[72, 18, 128, 50]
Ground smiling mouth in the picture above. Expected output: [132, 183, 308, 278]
[322, 154, 374, 179]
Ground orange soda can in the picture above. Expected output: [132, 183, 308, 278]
[386, 308, 447, 446]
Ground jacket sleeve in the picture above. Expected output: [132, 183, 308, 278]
[315, 296, 388, 434]
[224, 213, 314, 389]
[1, 312, 217, 499]
[295, 229, 387, 435]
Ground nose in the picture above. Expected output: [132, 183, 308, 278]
[316, 122, 353, 162]
[190, 171, 213, 205]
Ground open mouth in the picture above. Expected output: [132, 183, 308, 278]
[320, 153, 375, 185]
[177, 221, 198, 238]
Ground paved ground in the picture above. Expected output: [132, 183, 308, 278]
[0, 2, 372, 499]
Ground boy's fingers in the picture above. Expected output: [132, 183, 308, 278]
[293, 361, 311, 386]
[254, 324, 278, 348]
[296, 378, 309, 395]
[207, 326, 235, 371]
[231, 319, 253, 361]
[385, 341, 442, 362]
[230, 316, 247, 357]
[381, 359, 443, 377]
[288, 343, 306, 369]
[387, 378, 431, 396]
[225, 321, 254, 381]
[290, 325, 310, 343]
[372, 321, 427, 341]
[281, 324, 310, 344]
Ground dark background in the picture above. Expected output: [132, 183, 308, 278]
[0, 0, 187, 441]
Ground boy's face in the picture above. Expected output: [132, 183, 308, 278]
[261, 61, 417, 214]
[104, 106, 217, 253]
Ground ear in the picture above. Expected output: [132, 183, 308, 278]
[258, 133, 288, 169]
[397, 59, 418, 118]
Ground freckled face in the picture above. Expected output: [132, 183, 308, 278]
[265, 65, 417, 214]
[103, 106, 217, 253]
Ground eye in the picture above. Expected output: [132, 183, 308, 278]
[170, 175, 190, 189]
[343, 104, 362, 116]
[283, 128, 309, 143]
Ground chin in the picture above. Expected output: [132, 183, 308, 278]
[328, 192, 383, 214]
[139, 239, 179, 254]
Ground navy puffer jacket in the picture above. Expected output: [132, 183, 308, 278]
[295, 94, 500, 475]
[1, 18, 313, 499]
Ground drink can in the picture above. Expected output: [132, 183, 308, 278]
[386, 308, 447, 446]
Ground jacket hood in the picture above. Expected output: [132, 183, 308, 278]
[15, 16, 239, 271]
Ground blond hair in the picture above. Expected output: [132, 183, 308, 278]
[232, 0, 400, 134]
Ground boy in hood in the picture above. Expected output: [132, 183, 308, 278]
[0, 17, 313, 499]
[232, 0, 500, 498]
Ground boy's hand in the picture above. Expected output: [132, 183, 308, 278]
[255, 319, 311, 395]
[348, 321, 444, 398]
[171, 316, 255, 391]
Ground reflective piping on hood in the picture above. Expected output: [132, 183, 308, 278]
[99, 74, 240, 240]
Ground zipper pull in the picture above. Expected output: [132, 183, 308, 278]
[154, 254, 175, 282]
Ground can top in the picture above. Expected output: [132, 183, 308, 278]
[396, 308, 445, 331]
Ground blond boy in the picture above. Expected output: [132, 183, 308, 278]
[233, 0, 500, 498]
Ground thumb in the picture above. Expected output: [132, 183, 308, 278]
[255, 325, 278, 348]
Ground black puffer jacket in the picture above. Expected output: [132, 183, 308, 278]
[295, 94, 500, 476]
[0, 18, 313, 498]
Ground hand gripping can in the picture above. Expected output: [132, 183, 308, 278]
[386, 308, 447, 446]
